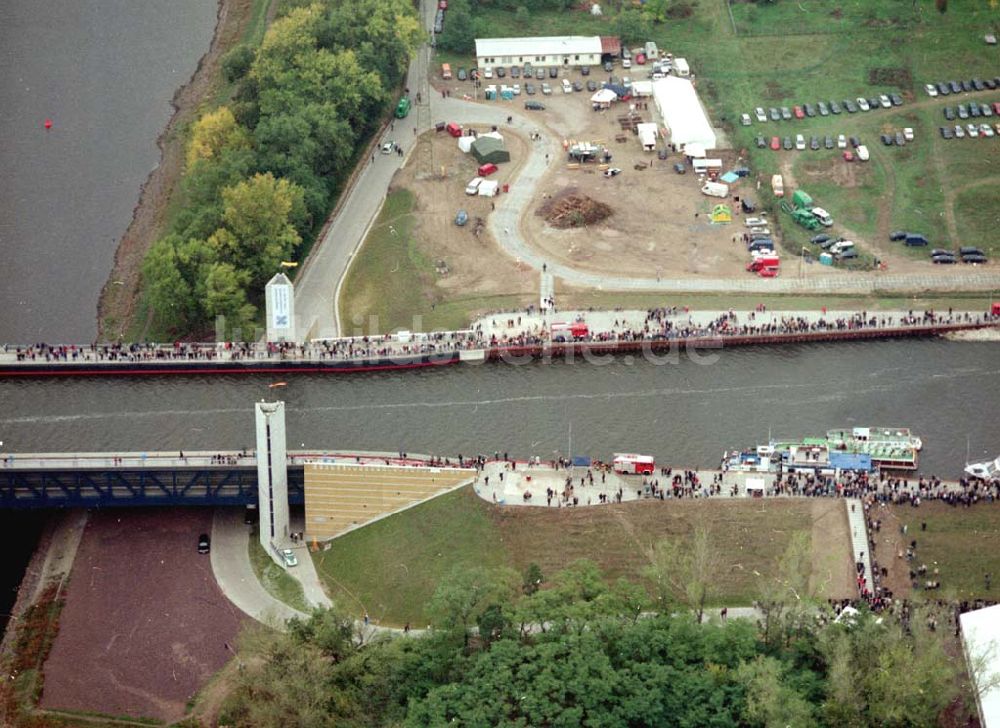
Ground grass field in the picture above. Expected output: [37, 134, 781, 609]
[248, 530, 311, 613]
[312, 486, 853, 625]
[892, 502, 1000, 601]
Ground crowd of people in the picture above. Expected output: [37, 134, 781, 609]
[4, 307, 995, 367]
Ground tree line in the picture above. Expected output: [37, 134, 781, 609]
[219, 531, 977, 727]
[142, 0, 422, 338]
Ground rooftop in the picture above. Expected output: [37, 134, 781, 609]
[475, 36, 603, 59]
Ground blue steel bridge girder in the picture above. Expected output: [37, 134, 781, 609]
[0, 466, 305, 509]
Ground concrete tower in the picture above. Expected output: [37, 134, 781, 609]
[255, 400, 289, 561]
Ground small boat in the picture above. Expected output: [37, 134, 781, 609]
[965, 455, 1000, 483]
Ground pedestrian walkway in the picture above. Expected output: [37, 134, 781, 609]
[845, 498, 873, 597]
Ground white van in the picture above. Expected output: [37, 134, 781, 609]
[673, 57, 690, 77]
[644, 42, 659, 59]
[561, 78, 572, 93]
[701, 181, 729, 198]
[830, 240, 855, 255]
[465, 177, 484, 195]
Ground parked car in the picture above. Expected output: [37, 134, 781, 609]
[905, 233, 929, 246]
[810, 233, 831, 244]
[970, 103, 981, 118]
[850, 135, 861, 148]
[955, 125, 965, 138]
[454, 209, 468, 226]
[603, 167, 622, 177]
[903, 127, 914, 141]
[939, 126, 953, 139]
[525, 82, 536, 95]
[961, 79, 972, 92]
[890, 93, 903, 106]
[464, 177, 483, 195]
[961, 246, 985, 256]
[769, 107, 781, 121]
[937, 82, 950, 96]
[536, 68, 545, 80]
[770, 136, 780, 150]
[541, 82, 551, 95]
[824, 135, 834, 149]
[818, 101, 830, 116]
[868, 96, 880, 111]
[281, 549, 298, 567]
[524, 100, 545, 110]
[837, 134, 847, 149]
[673, 162, 686, 174]
[857, 97, 870, 111]
[963, 253, 988, 264]
[561, 78, 572, 93]
[967, 123, 979, 137]
[836, 248, 859, 260]
[881, 133, 893, 146]
[981, 124, 995, 137]
[856, 145, 870, 161]
[483, 66, 493, 79]
[804, 103, 816, 117]
[755, 135, 767, 148]
[781, 106, 792, 120]
[586, 80, 597, 92]
[496, 66, 506, 78]
[958, 104, 969, 119]
[783, 136, 793, 150]
[745, 217, 769, 227]
[510, 66, 520, 78]
[580, 65, 590, 75]
[944, 107, 955, 120]
[198, 533, 210, 554]
[793, 105, 805, 119]
[830, 100, 842, 114]
[810, 136, 820, 150]
[755, 107, 767, 122]
[889, 230, 908, 241]
[949, 80, 961, 94]
[932, 254, 957, 264]
[457, 67, 467, 81]
[478, 162, 498, 176]
[982, 104, 994, 117]
[603, 60, 613, 72]
[548, 66, 558, 78]
[572, 80, 583, 91]
[895, 130, 905, 146]
[925, 83, 938, 97]
[844, 99, 857, 113]
[741, 113, 752, 126]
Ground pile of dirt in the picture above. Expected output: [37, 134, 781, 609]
[537, 189, 613, 228]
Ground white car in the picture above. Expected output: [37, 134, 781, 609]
[982, 124, 996, 138]
[740, 113, 752, 126]
[541, 82, 552, 95]
[281, 549, 298, 567]
[857, 97, 870, 111]
[561, 78, 572, 93]
[903, 127, 914, 141]
[811, 207, 833, 227]
[622, 58, 632, 69]
[483, 66, 493, 79]
[856, 145, 870, 161]
[830, 240, 855, 254]
[512, 83, 521, 95]
[879, 94, 892, 108]
[837, 134, 847, 149]
[925, 83, 938, 97]
[755, 107, 767, 122]
[380, 141, 395, 154]
[795, 134, 806, 150]
[744, 216, 768, 227]
[465, 177, 484, 195]
[955, 125, 966, 138]
[967, 123, 979, 137]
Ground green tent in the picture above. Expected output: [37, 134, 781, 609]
[471, 136, 510, 164]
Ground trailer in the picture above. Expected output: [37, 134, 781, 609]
[613, 453, 656, 475]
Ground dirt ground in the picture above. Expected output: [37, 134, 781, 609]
[40, 508, 244, 723]
[394, 126, 539, 297]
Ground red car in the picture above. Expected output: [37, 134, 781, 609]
[478, 162, 498, 176]
[770, 136, 780, 150]
[793, 105, 804, 119]
[843, 150, 855, 162]
[635, 53, 646, 65]
[759, 267, 779, 278]
[993, 101, 1000, 115]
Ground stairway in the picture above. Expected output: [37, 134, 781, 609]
[845, 498, 873, 596]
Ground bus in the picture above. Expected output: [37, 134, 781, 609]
[395, 97, 411, 119]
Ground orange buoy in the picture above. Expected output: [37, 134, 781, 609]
[44, 119, 53, 130]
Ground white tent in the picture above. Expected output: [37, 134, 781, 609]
[636, 122, 658, 151]
[745, 477, 766, 497]
[684, 143, 707, 158]
[590, 88, 617, 107]
[961, 604, 1000, 728]
[651, 76, 717, 152]
[458, 136, 474, 153]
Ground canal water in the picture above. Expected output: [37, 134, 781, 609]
[0, 0, 218, 343]
[2, 340, 998, 476]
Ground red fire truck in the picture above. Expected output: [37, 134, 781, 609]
[612, 453, 656, 475]
[551, 322, 590, 341]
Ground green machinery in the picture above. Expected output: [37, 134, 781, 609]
[781, 189, 821, 230]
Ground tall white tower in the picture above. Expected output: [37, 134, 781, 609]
[255, 400, 289, 561]
[265, 272, 296, 343]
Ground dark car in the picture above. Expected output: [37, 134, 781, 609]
[658, 147, 668, 159]
[581, 65, 590, 76]
[850, 135, 861, 148]
[673, 162, 686, 174]
[783, 136, 793, 150]
[944, 107, 955, 120]
[961, 79, 972, 92]
[810, 136, 820, 150]
[844, 99, 857, 113]
[939, 126, 953, 139]
[960, 246, 985, 256]
[932, 254, 957, 264]
[890, 93, 903, 106]
[536, 68, 545, 80]
[930, 248, 953, 257]
[824, 135, 834, 149]
[985, 78, 997, 90]
[970, 103, 981, 118]
[937, 82, 950, 96]
[548, 66, 558, 78]
[958, 104, 969, 119]
[830, 100, 842, 114]
[868, 96, 881, 111]
[804, 103, 816, 117]
[524, 82, 536, 95]
[905, 233, 929, 246]
[572, 80, 583, 91]
[889, 230, 908, 241]
[895, 130, 906, 146]
[781, 106, 792, 120]
[881, 133, 893, 146]
[769, 107, 781, 121]
[972, 78, 985, 91]
[811, 233, 831, 244]
[603, 60, 613, 72]
[741, 197, 756, 212]
[982, 104, 994, 117]
[755, 135, 767, 148]
[586, 80, 597, 92]
[949, 80, 961, 94]
[198, 533, 210, 554]
[457, 67, 467, 81]
[510, 66, 520, 78]
[496, 66, 506, 78]
[524, 100, 545, 110]
[837, 249, 859, 260]
[818, 101, 830, 116]
[962, 253, 988, 264]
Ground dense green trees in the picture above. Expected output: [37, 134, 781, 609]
[219, 556, 970, 727]
[142, 0, 421, 338]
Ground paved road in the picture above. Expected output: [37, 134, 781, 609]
[292, 14, 1000, 340]
[210, 508, 307, 627]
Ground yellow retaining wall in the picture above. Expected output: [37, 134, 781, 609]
[304, 462, 476, 540]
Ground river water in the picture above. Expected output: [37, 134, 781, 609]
[2, 340, 999, 475]
[0, 0, 218, 343]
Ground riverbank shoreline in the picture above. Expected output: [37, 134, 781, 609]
[96, 0, 268, 344]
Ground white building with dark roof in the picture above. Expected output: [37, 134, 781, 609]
[475, 36, 604, 70]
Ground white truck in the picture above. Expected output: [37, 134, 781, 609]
[701, 181, 729, 198]
[771, 174, 784, 197]
[644, 41, 659, 59]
